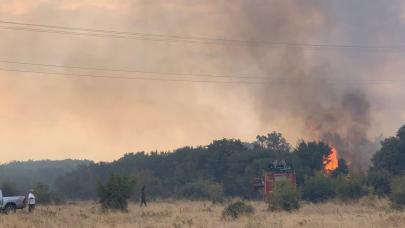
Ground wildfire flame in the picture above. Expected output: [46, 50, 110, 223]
[324, 147, 339, 173]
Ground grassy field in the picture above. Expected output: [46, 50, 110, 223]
[1, 198, 404, 228]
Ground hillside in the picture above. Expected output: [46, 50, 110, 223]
[0, 159, 91, 192]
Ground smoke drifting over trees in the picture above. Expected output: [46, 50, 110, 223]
[234, 0, 404, 169]
[0, 1, 404, 164]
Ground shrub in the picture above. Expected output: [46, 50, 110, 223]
[267, 180, 299, 211]
[33, 183, 51, 204]
[96, 174, 136, 211]
[389, 176, 405, 209]
[335, 176, 365, 201]
[368, 168, 392, 196]
[32, 182, 64, 205]
[302, 174, 335, 203]
[177, 179, 224, 203]
[222, 200, 254, 219]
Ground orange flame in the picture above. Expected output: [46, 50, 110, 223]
[324, 147, 339, 173]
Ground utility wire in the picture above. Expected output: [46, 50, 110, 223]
[0, 59, 402, 83]
[0, 67, 403, 86]
[0, 59, 265, 80]
[0, 59, 403, 85]
[0, 20, 219, 40]
[0, 67, 263, 84]
[0, 20, 404, 51]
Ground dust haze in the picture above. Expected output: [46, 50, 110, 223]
[0, 0, 404, 166]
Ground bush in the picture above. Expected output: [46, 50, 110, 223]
[335, 176, 365, 201]
[267, 181, 299, 211]
[33, 182, 63, 205]
[389, 176, 405, 209]
[222, 200, 254, 219]
[96, 174, 136, 211]
[177, 179, 224, 203]
[34, 183, 52, 204]
[302, 174, 335, 203]
[368, 169, 392, 196]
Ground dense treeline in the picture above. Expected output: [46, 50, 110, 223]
[54, 132, 335, 200]
[1, 125, 404, 207]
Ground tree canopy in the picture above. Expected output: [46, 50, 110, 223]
[50, 133, 343, 200]
[4, 127, 404, 202]
[371, 125, 405, 176]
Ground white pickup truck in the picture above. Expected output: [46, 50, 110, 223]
[0, 189, 26, 214]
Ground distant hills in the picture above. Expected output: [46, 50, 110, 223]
[0, 159, 91, 191]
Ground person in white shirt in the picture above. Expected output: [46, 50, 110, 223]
[27, 190, 36, 212]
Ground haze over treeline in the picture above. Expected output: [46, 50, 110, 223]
[0, 132, 343, 199]
[0, 0, 404, 163]
[0, 159, 90, 193]
[1, 125, 404, 201]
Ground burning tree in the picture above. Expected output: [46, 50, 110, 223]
[292, 141, 333, 185]
[323, 147, 339, 174]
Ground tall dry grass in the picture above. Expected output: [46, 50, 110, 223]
[0, 198, 404, 228]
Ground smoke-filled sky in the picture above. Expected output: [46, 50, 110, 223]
[0, 0, 404, 163]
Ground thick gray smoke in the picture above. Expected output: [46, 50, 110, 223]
[233, 0, 403, 169]
[0, 1, 403, 164]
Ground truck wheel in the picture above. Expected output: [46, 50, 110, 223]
[4, 204, 16, 214]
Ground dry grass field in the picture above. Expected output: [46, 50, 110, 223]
[1, 198, 404, 228]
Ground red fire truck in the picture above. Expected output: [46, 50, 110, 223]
[253, 160, 296, 195]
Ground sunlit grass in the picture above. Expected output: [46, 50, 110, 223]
[0, 198, 404, 228]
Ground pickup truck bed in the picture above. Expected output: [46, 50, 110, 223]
[0, 190, 26, 214]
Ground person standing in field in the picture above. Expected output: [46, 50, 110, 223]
[140, 185, 147, 207]
[27, 190, 36, 212]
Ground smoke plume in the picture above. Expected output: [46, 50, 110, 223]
[0, 0, 404, 166]
[234, 0, 404, 169]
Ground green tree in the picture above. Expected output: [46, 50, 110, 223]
[293, 141, 331, 185]
[302, 173, 336, 203]
[335, 175, 365, 201]
[368, 168, 392, 196]
[371, 125, 405, 176]
[33, 182, 59, 204]
[96, 174, 136, 211]
[255, 132, 291, 153]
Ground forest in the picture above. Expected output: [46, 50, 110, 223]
[1, 125, 404, 205]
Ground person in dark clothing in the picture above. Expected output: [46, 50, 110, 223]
[140, 185, 147, 207]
